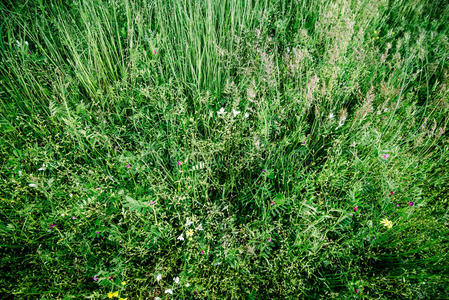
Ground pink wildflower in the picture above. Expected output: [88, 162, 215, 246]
[96, 231, 100, 235]
[408, 202, 414, 206]
[200, 250, 204, 255]
[355, 288, 359, 293]
[126, 164, 131, 169]
[150, 200, 155, 205]
[262, 169, 266, 172]
[93, 275, 98, 281]
[270, 201, 275, 206]
[354, 206, 359, 212]
[383, 154, 390, 159]
[268, 237, 272, 242]
[153, 50, 157, 55]
[390, 191, 395, 195]
[177, 161, 182, 166]
[72, 216, 77, 220]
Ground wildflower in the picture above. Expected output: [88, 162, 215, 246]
[390, 191, 395, 195]
[270, 201, 275, 206]
[165, 289, 173, 295]
[396, 204, 400, 207]
[217, 107, 226, 116]
[383, 154, 390, 159]
[354, 206, 359, 212]
[50, 223, 56, 229]
[156, 274, 162, 282]
[155, 298, 161, 300]
[107, 291, 119, 298]
[121, 281, 126, 285]
[96, 231, 100, 235]
[200, 250, 204, 255]
[262, 169, 266, 172]
[93, 275, 98, 281]
[196, 224, 202, 231]
[355, 288, 359, 293]
[372, 236, 376, 240]
[244, 112, 249, 118]
[185, 219, 193, 227]
[177, 234, 184, 241]
[150, 200, 155, 205]
[19, 170, 22, 176]
[328, 113, 335, 119]
[126, 164, 131, 169]
[380, 218, 393, 229]
[232, 109, 240, 117]
[29, 183, 37, 188]
[268, 237, 272, 242]
[69, 193, 73, 198]
[185, 283, 190, 287]
[408, 202, 414, 206]
[119, 298, 127, 300]
[72, 216, 77, 220]
[186, 229, 194, 237]
[177, 161, 182, 166]
[153, 50, 157, 55]
[173, 277, 180, 284]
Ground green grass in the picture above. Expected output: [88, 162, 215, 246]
[1, 0, 448, 298]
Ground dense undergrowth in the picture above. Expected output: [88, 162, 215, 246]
[1, 0, 448, 298]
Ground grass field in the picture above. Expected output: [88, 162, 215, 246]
[1, 0, 449, 298]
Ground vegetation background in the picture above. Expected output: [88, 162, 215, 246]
[1, 0, 448, 298]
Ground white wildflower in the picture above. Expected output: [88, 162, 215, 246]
[185, 283, 190, 287]
[196, 224, 203, 231]
[69, 193, 73, 198]
[154, 297, 161, 300]
[29, 183, 37, 188]
[217, 107, 226, 116]
[185, 219, 193, 227]
[18, 170, 22, 177]
[25, 41, 29, 46]
[244, 112, 249, 118]
[165, 289, 173, 295]
[173, 277, 180, 284]
[232, 109, 240, 117]
[38, 164, 46, 171]
[156, 274, 162, 282]
[177, 234, 184, 241]
[328, 113, 334, 119]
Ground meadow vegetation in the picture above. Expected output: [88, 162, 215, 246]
[1, 0, 449, 298]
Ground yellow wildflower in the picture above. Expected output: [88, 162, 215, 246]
[186, 229, 194, 237]
[380, 218, 393, 229]
[107, 291, 119, 298]
[119, 298, 127, 300]
[121, 281, 126, 285]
